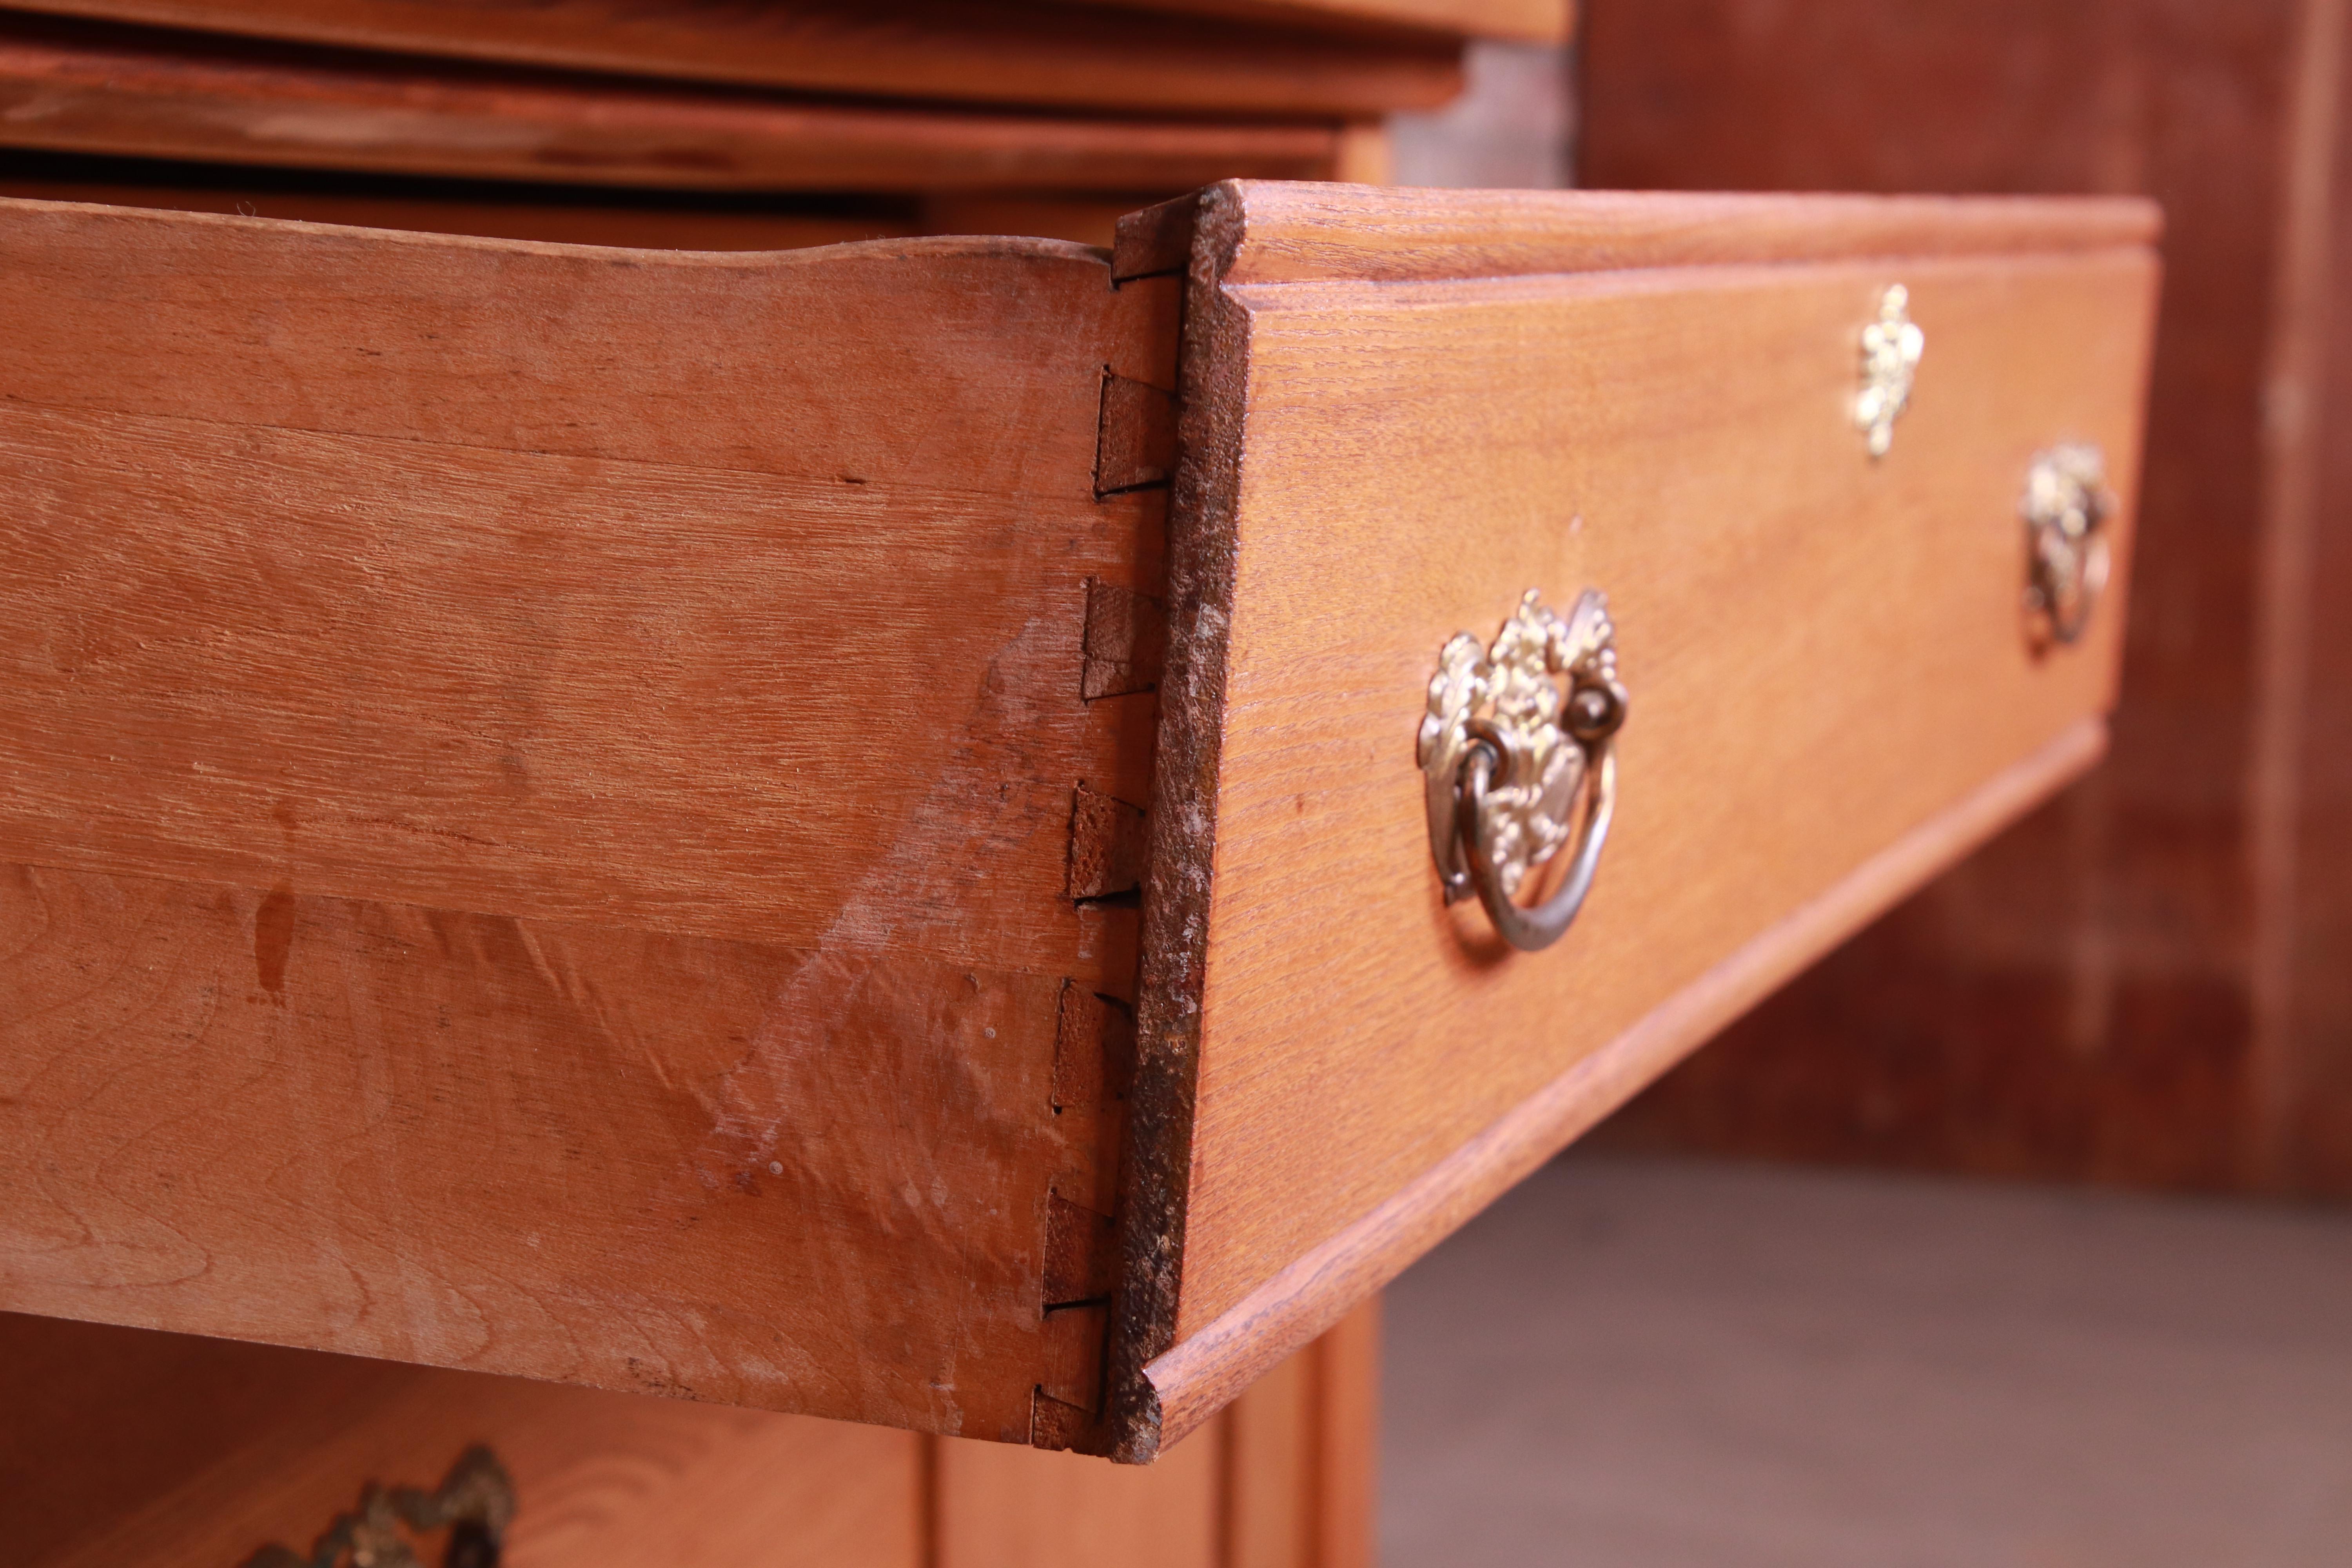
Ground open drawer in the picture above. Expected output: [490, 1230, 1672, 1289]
[0, 181, 2157, 1460]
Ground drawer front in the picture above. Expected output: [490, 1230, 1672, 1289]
[1119, 184, 2159, 1451]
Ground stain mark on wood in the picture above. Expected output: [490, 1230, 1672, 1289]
[253, 884, 296, 1000]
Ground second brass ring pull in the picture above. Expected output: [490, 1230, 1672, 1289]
[1420, 588, 1628, 953]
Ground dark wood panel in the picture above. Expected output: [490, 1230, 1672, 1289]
[1581, 0, 2352, 1196]
[6, 0, 1463, 117]
[0, 18, 1343, 193]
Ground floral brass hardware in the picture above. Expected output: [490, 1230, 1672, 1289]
[1855, 283, 1924, 458]
[245, 1446, 515, 1568]
[2021, 443, 2114, 646]
[1420, 588, 1628, 952]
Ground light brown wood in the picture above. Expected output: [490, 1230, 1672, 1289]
[6, 0, 1463, 118]
[0, 201, 1164, 960]
[936, 1421, 1221, 1568]
[1145, 720, 2107, 1443]
[4, 1312, 922, 1568]
[1198, 183, 2161, 286]
[1308, 1298, 1380, 1568]
[1114, 182, 2158, 1455]
[0, 22, 1344, 193]
[1222, 1295, 1381, 1567]
[0, 198, 1174, 1442]
[1226, 1342, 1314, 1567]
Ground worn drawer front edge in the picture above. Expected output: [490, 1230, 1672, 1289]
[1110, 183, 2162, 1458]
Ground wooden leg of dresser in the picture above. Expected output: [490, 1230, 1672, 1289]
[1227, 1296, 1382, 1568]
[929, 1299, 1380, 1568]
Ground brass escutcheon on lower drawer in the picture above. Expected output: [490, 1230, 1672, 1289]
[1419, 588, 1628, 952]
[244, 1445, 515, 1568]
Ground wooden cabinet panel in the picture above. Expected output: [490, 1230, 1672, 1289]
[0, 183, 2156, 1463]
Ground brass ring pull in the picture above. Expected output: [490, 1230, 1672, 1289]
[1420, 588, 1628, 953]
[2022, 443, 2113, 647]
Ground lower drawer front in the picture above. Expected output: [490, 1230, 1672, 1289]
[1126, 185, 2158, 1448]
[4, 1307, 1356, 1566]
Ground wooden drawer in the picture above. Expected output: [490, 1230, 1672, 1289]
[0, 181, 2157, 1461]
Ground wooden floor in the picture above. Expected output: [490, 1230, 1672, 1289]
[1383, 1152, 2352, 1566]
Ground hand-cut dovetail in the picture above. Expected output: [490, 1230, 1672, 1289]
[1044, 1192, 1119, 1305]
[1054, 982, 1137, 1111]
[1081, 577, 1168, 700]
[1095, 371, 1178, 495]
[1038, 1300, 1111, 1414]
[1031, 1386, 1098, 1450]
[1067, 786, 1149, 900]
[1111, 193, 1197, 283]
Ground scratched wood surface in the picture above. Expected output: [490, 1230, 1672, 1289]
[0, 198, 1176, 1442]
[1115, 183, 2160, 1454]
[4, 0, 1463, 118]
[0, 18, 1345, 194]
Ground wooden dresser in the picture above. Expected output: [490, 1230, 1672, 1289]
[0, 3, 2160, 1562]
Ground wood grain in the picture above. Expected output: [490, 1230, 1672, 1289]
[1145, 720, 2108, 1445]
[5, 0, 1464, 118]
[936, 1419, 1221, 1568]
[1114, 183, 2156, 1455]
[0, 20, 1344, 193]
[0, 200, 1163, 967]
[0, 865, 1084, 1437]
[1197, 181, 2160, 286]
[0, 198, 1173, 1440]
[5, 1311, 923, 1568]
[0, 173, 923, 249]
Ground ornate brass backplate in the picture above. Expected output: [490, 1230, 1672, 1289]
[1419, 588, 1627, 951]
[2021, 442, 2113, 646]
[245, 1446, 515, 1568]
[1854, 283, 1924, 457]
